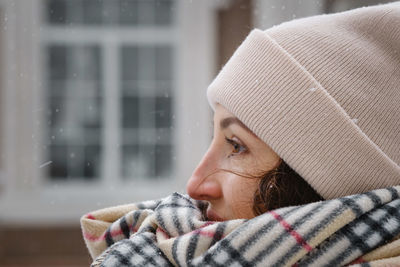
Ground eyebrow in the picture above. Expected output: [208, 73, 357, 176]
[220, 117, 255, 136]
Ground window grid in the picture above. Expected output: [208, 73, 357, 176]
[121, 45, 174, 179]
[46, 44, 103, 180]
[43, 0, 176, 182]
[47, 0, 174, 26]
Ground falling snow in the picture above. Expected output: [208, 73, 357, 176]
[39, 161, 53, 168]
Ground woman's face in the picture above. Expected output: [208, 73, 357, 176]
[186, 104, 281, 221]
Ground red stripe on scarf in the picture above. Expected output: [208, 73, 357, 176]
[156, 221, 219, 239]
[157, 227, 171, 238]
[86, 214, 96, 220]
[192, 221, 224, 239]
[193, 229, 221, 238]
[84, 225, 138, 242]
[270, 211, 313, 252]
[349, 257, 365, 264]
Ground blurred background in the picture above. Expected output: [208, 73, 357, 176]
[0, 0, 396, 265]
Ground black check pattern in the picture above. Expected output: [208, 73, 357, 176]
[87, 187, 400, 267]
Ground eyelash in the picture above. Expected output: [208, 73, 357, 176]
[225, 137, 247, 157]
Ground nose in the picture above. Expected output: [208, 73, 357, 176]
[186, 146, 223, 201]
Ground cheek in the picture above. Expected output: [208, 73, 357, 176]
[228, 153, 267, 175]
[228, 176, 260, 219]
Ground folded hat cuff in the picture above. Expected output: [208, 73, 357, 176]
[207, 29, 400, 199]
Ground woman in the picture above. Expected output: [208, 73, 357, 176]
[186, 103, 323, 220]
[81, 2, 400, 266]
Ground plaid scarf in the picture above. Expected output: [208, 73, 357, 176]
[81, 186, 400, 266]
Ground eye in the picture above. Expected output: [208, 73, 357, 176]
[225, 137, 247, 156]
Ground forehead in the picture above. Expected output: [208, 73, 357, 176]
[214, 104, 256, 137]
[214, 103, 233, 117]
[213, 104, 235, 127]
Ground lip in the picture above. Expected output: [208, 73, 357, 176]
[206, 208, 225, 222]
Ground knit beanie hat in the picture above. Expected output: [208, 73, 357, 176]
[207, 2, 400, 199]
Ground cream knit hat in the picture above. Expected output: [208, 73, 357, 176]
[207, 2, 400, 199]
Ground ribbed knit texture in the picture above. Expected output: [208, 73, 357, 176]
[207, 2, 400, 199]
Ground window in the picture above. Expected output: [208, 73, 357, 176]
[0, 0, 213, 223]
[43, 0, 176, 182]
[46, 45, 103, 180]
[120, 45, 174, 179]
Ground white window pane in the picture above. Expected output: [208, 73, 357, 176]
[46, 0, 67, 24]
[122, 96, 139, 128]
[120, 43, 174, 180]
[121, 46, 138, 81]
[137, 0, 156, 25]
[119, 0, 139, 25]
[155, 46, 173, 81]
[66, 146, 85, 178]
[155, 144, 172, 177]
[140, 97, 155, 128]
[46, 45, 103, 181]
[138, 46, 155, 82]
[122, 144, 160, 178]
[82, 0, 105, 25]
[154, 0, 174, 25]
[48, 46, 67, 80]
[49, 144, 68, 177]
[155, 96, 172, 129]
[83, 145, 102, 178]
[46, 0, 175, 26]
[48, 144, 99, 180]
[71, 46, 101, 80]
[122, 144, 139, 178]
[139, 145, 156, 177]
[67, 0, 84, 25]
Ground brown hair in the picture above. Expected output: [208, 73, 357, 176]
[253, 158, 323, 216]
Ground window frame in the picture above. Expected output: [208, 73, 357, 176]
[42, 24, 178, 181]
[0, 0, 216, 224]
